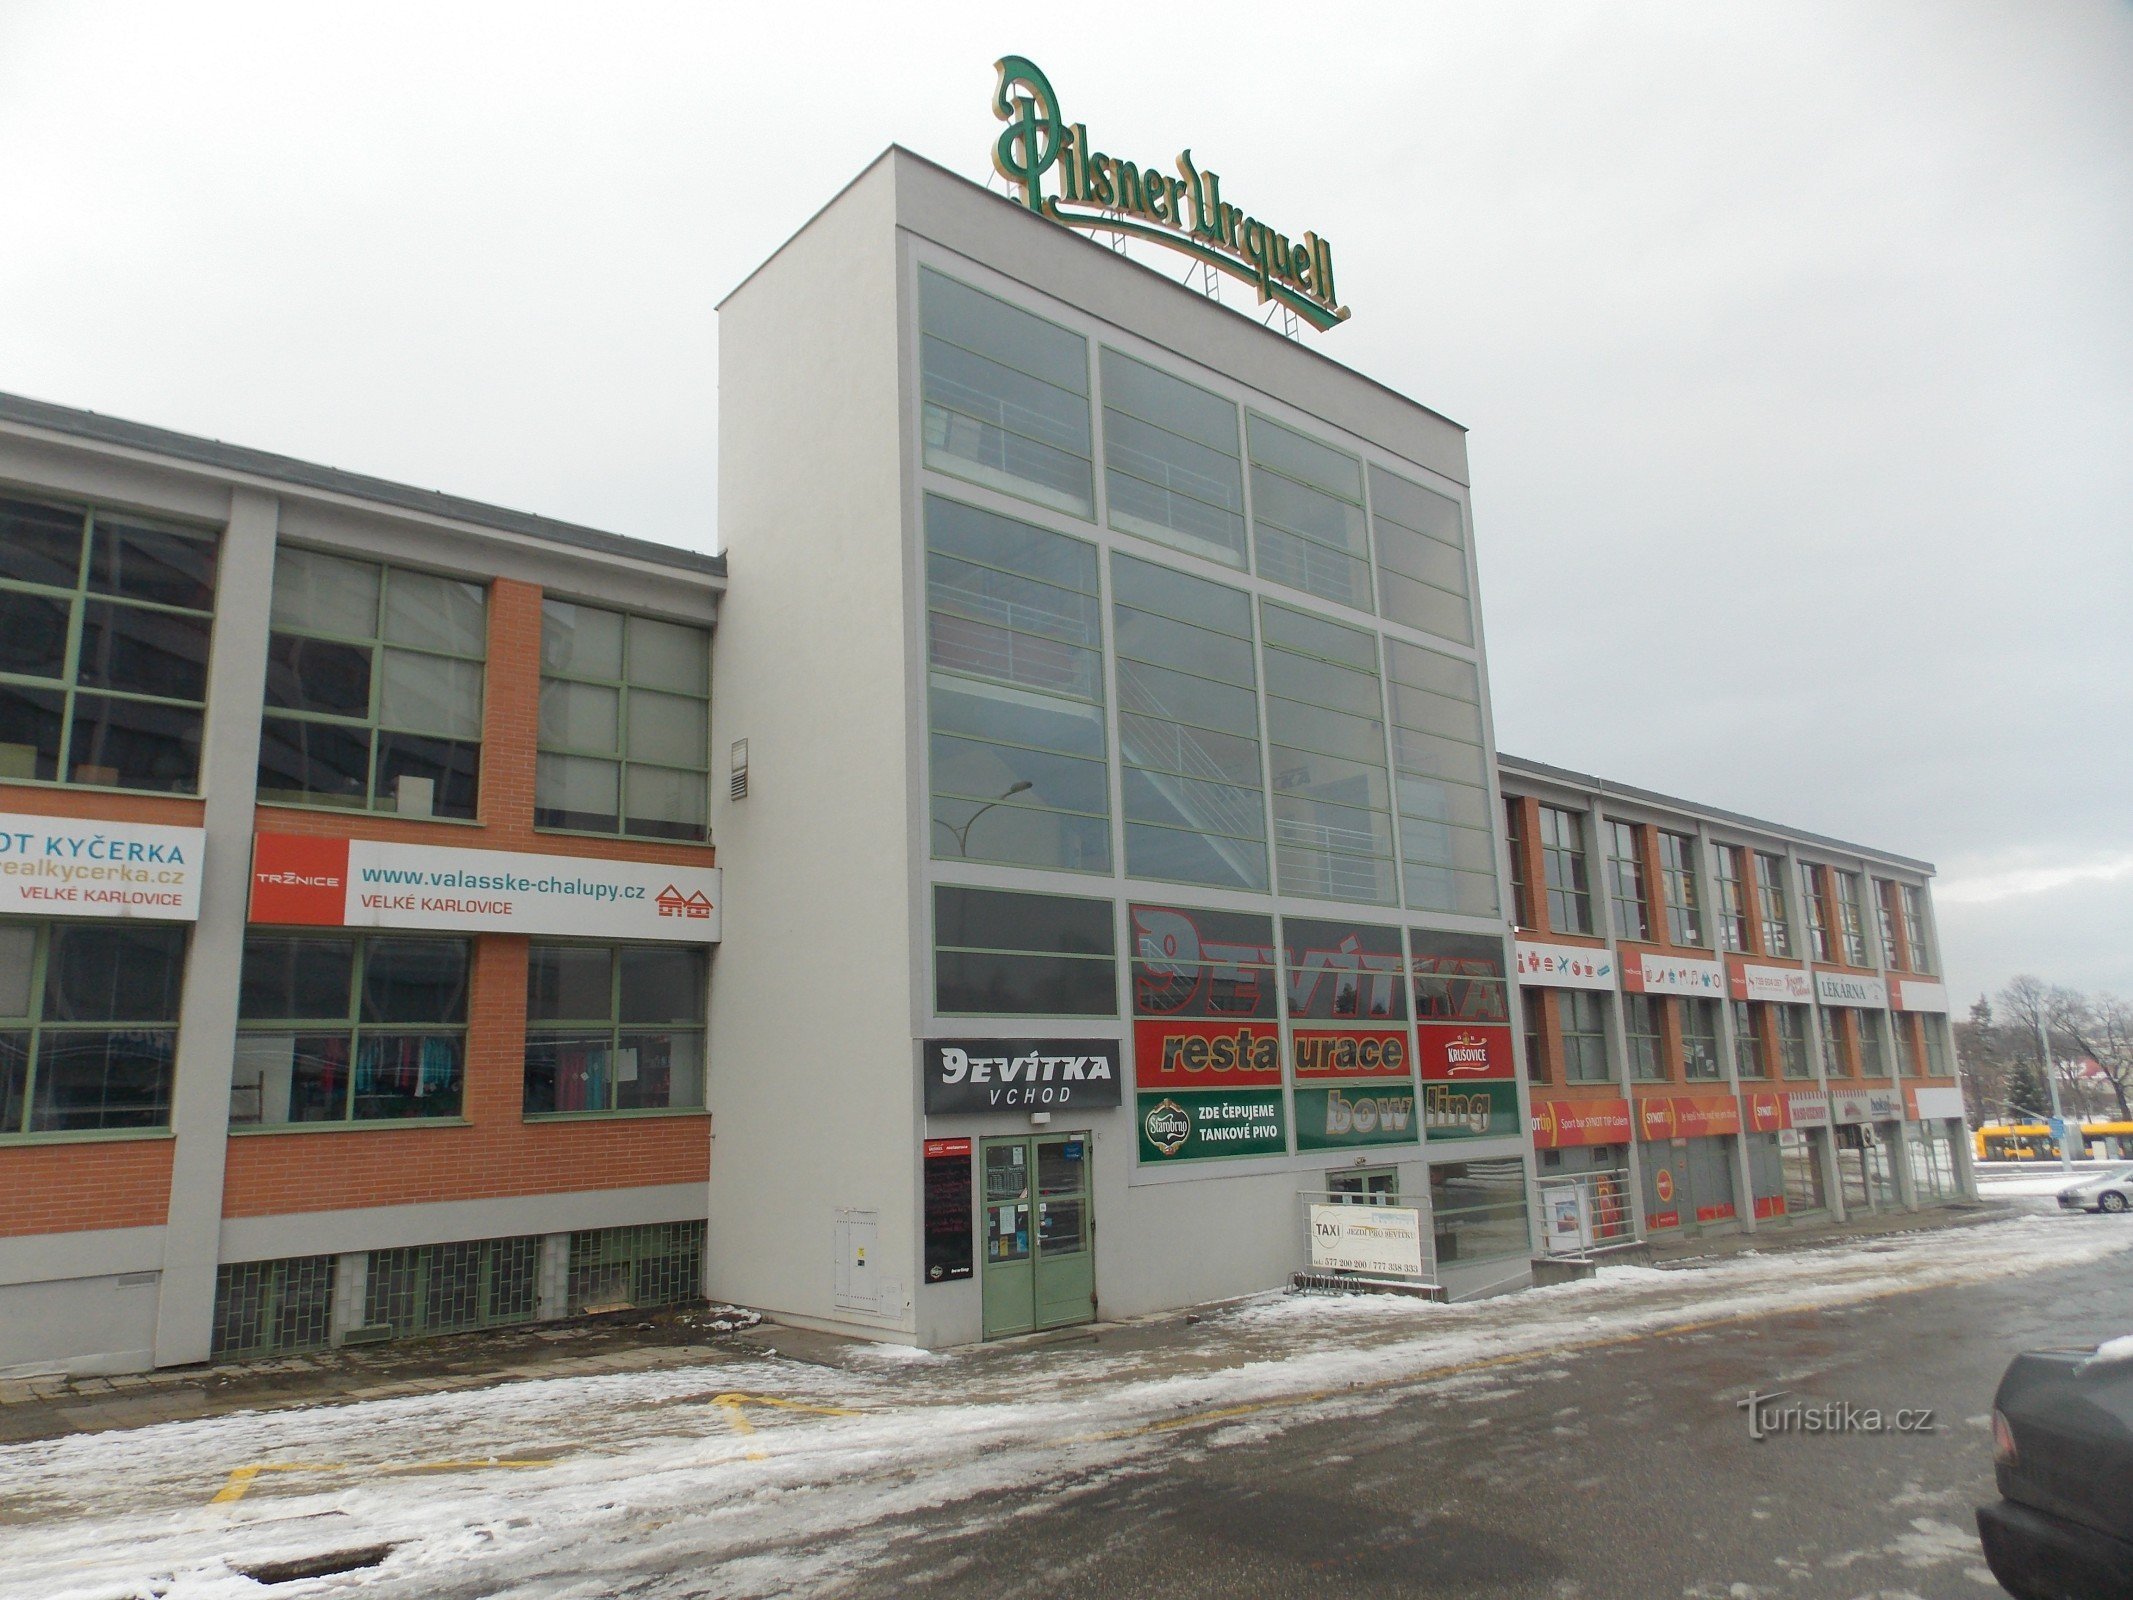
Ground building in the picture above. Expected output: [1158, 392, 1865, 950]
[0, 131, 1973, 1376]
[1503, 754, 1972, 1247]
[0, 393, 724, 1376]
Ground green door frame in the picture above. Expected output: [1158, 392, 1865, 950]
[980, 1131, 1094, 1339]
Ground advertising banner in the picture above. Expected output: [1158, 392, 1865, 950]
[1814, 970, 1889, 1009]
[1889, 977, 1950, 1014]
[0, 811, 204, 921]
[1289, 1027, 1412, 1081]
[249, 833, 720, 941]
[1868, 1090, 1904, 1121]
[1752, 1194, 1788, 1221]
[1420, 1080, 1521, 1141]
[1730, 960, 1812, 1004]
[1530, 1096, 1633, 1149]
[924, 1039, 1123, 1114]
[1636, 1094, 1742, 1141]
[1542, 1187, 1593, 1255]
[1787, 1091, 1832, 1129]
[1293, 1085, 1420, 1150]
[1622, 952, 1727, 997]
[1308, 1204, 1425, 1276]
[1908, 1085, 1965, 1121]
[1513, 941, 1616, 990]
[1742, 1090, 1790, 1132]
[1412, 1023, 1516, 1081]
[1137, 1090, 1285, 1162]
[922, 1138, 973, 1284]
[1831, 1091, 1872, 1125]
[1131, 1019, 1281, 1090]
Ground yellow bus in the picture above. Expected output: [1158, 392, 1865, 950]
[1974, 1121, 2133, 1161]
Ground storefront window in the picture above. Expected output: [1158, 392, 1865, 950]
[1111, 553, 1265, 891]
[1754, 852, 1792, 957]
[927, 497, 1110, 874]
[1409, 930, 1506, 1025]
[1130, 904, 1277, 1021]
[1605, 821, 1650, 941]
[1248, 414, 1371, 612]
[1562, 990, 1611, 1083]
[258, 549, 485, 818]
[1624, 994, 1665, 1081]
[919, 269, 1092, 519]
[1285, 918, 1406, 1020]
[1780, 1127, 1825, 1212]
[1260, 601, 1395, 905]
[935, 886, 1116, 1016]
[1430, 1159, 1530, 1265]
[0, 920, 185, 1135]
[1099, 348, 1245, 567]
[0, 495, 218, 793]
[232, 933, 469, 1124]
[1385, 639, 1496, 915]
[536, 601, 710, 841]
[1368, 466, 1471, 646]
[1539, 806, 1593, 934]
[524, 943, 707, 1114]
[1682, 998, 1722, 1080]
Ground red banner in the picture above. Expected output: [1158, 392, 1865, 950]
[1752, 1194, 1787, 1220]
[1289, 1027, 1411, 1081]
[1742, 1091, 1789, 1132]
[1413, 1023, 1516, 1081]
[249, 834, 350, 925]
[1530, 1097, 1633, 1149]
[1132, 1019, 1282, 1090]
[922, 1138, 970, 1159]
[1637, 1093, 1742, 1141]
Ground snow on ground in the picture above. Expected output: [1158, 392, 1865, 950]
[2, 1211, 2128, 1600]
[1978, 1172, 2089, 1197]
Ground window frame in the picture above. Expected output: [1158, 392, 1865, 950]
[1657, 830, 1703, 946]
[0, 918, 187, 1140]
[1539, 805, 1594, 935]
[522, 940, 710, 1117]
[1623, 992, 1666, 1082]
[932, 885, 1120, 1019]
[1605, 820, 1651, 942]
[1713, 845, 1749, 952]
[1754, 852, 1792, 957]
[1561, 988, 1612, 1083]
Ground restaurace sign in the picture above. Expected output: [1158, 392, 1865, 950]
[990, 55, 1352, 331]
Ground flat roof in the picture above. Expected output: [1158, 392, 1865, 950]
[1496, 751, 1935, 875]
[0, 390, 725, 580]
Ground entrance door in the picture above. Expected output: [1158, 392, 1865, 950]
[1328, 1168, 1398, 1204]
[980, 1133, 1094, 1338]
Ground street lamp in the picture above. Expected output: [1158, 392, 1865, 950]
[934, 781, 1033, 856]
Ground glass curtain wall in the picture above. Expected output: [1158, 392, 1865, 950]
[1260, 601, 1396, 905]
[1247, 415, 1371, 611]
[1384, 639, 1497, 916]
[1368, 466, 1471, 646]
[1099, 349, 1246, 567]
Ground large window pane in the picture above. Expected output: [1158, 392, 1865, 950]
[361, 939, 469, 1024]
[628, 617, 710, 696]
[623, 764, 708, 838]
[619, 945, 707, 1025]
[1100, 348, 1246, 567]
[89, 519, 218, 610]
[43, 924, 187, 1022]
[375, 732, 480, 818]
[31, 1029, 175, 1131]
[266, 634, 372, 717]
[626, 690, 709, 767]
[259, 716, 371, 806]
[65, 695, 202, 792]
[238, 935, 356, 1021]
[272, 548, 379, 637]
[0, 591, 70, 680]
[0, 685, 62, 781]
[0, 497, 86, 588]
[536, 753, 619, 832]
[539, 602, 707, 842]
[353, 1034, 463, 1119]
[1370, 465, 1471, 644]
[528, 945, 614, 1022]
[382, 570, 486, 654]
[379, 651, 483, 739]
[0, 926, 34, 1016]
[541, 601, 625, 679]
[540, 679, 620, 753]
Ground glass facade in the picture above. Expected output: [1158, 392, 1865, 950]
[1100, 348, 1245, 567]
[1386, 640, 1496, 915]
[1369, 466, 1471, 645]
[536, 601, 710, 841]
[1248, 414, 1371, 611]
[1262, 601, 1397, 905]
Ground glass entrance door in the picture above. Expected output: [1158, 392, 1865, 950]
[1327, 1168, 1398, 1203]
[980, 1132, 1094, 1338]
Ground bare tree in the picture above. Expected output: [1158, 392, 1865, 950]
[2064, 993, 2133, 1121]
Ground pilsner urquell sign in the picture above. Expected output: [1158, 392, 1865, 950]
[990, 55, 1351, 332]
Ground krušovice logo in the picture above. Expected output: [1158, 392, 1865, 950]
[990, 55, 1351, 332]
[1144, 1098, 1192, 1156]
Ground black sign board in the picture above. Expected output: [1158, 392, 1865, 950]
[923, 1138, 974, 1284]
[922, 1038, 1124, 1115]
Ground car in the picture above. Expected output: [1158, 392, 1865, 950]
[1977, 1340, 2133, 1599]
[2057, 1165, 2133, 1214]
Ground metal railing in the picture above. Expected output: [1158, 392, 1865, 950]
[1535, 1169, 1637, 1255]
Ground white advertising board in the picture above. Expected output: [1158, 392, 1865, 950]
[1910, 1086, 1965, 1121]
[1814, 970, 1889, 1009]
[1735, 962, 1812, 1004]
[0, 811, 204, 921]
[1542, 1187, 1594, 1255]
[1631, 952, 1727, 997]
[1514, 941, 1616, 990]
[1891, 977, 1950, 1014]
[1308, 1204, 1425, 1277]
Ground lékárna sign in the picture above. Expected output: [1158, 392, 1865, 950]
[991, 55, 1351, 331]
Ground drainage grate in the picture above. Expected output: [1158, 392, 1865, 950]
[364, 1235, 542, 1341]
[566, 1220, 704, 1314]
[238, 1544, 395, 1585]
[212, 1256, 337, 1360]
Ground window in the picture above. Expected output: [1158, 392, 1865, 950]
[1754, 853, 1792, 957]
[231, 934, 469, 1124]
[934, 886, 1116, 1016]
[1819, 1008, 1848, 1077]
[1260, 601, 1396, 905]
[1901, 885, 1935, 973]
[1385, 639, 1496, 915]
[1099, 348, 1245, 567]
[1111, 554, 1266, 890]
[1605, 821, 1650, 942]
[0, 920, 185, 1135]
[1802, 865, 1833, 962]
[1431, 1159, 1530, 1265]
[1368, 466, 1471, 645]
[0, 494, 218, 792]
[1774, 1005, 1811, 1079]
[919, 269, 1092, 518]
[1561, 989, 1611, 1082]
[1624, 994, 1665, 1081]
[1522, 987, 1548, 1083]
[1682, 998, 1722, 1080]
[1247, 414, 1370, 611]
[1130, 903, 1276, 1022]
[1875, 879, 1904, 969]
[1288, 919, 1407, 1019]
[1835, 872, 1870, 966]
[927, 497, 1110, 873]
[525, 943, 707, 1114]
[1658, 831, 1703, 946]
[1714, 846, 1749, 952]
[1733, 1000, 1769, 1078]
[537, 601, 710, 841]
[1922, 1016, 1952, 1077]
[259, 550, 485, 818]
[1539, 806, 1593, 934]
[1408, 930, 1507, 1025]
[1857, 1010, 1887, 1079]
[1505, 799, 1532, 926]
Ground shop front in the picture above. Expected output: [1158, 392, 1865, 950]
[1830, 1089, 1905, 1211]
[1635, 1093, 1742, 1234]
[1531, 1095, 1634, 1242]
[1904, 1085, 1970, 1200]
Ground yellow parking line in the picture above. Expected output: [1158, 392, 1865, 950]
[208, 1456, 554, 1505]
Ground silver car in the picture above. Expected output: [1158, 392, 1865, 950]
[2059, 1165, 2133, 1213]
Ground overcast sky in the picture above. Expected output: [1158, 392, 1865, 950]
[2, 1, 2126, 1009]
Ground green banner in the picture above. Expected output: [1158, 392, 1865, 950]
[1420, 1080, 1522, 1142]
[1137, 1090, 1286, 1163]
[1293, 1085, 1421, 1151]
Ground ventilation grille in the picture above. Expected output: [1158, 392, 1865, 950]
[729, 738, 749, 801]
[364, 1236, 541, 1340]
[566, 1220, 705, 1315]
[212, 1256, 337, 1360]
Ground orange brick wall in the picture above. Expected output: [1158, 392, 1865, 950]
[0, 1139, 175, 1237]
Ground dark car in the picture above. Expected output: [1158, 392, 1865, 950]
[1977, 1342, 2133, 1599]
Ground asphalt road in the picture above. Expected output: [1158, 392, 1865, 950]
[829, 1238, 2133, 1599]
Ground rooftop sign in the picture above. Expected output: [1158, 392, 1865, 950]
[990, 55, 1352, 332]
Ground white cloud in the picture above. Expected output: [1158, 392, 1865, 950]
[1937, 851, 2133, 906]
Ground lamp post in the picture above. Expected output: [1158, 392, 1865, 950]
[2037, 1007, 2075, 1175]
[934, 781, 1033, 856]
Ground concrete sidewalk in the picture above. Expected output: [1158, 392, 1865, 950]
[0, 1199, 2011, 1446]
